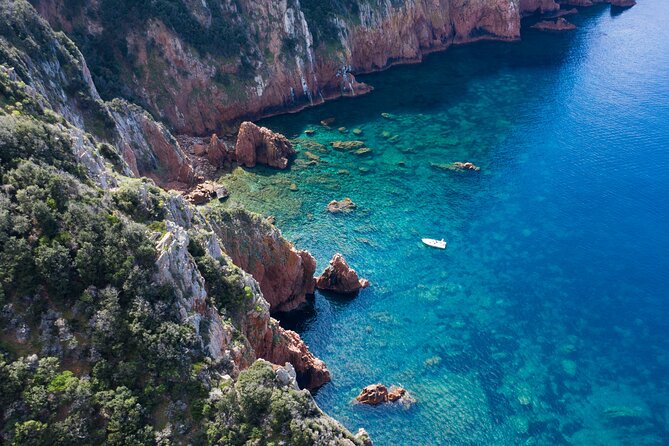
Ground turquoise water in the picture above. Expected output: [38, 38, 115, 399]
[222, 3, 669, 445]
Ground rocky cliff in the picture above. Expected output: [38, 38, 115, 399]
[30, 0, 629, 136]
[27, 0, 521, 135]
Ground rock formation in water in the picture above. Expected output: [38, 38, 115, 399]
[355, 384, 410, 406]
[532, 18, 577, 31]
[255, 321, 331, 389]
[609, 0, 636, 7]
[316, 253, 370, 294]
[235, 121, 295, 169]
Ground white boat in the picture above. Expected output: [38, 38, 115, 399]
[422, 238, 447, 249]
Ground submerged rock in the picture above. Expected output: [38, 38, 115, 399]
[304, 129, 316, 136]
[327, 198, 357, 213]
[235, 121, 295, 169]
[432, 161, 481, 172]
[352, 128, 364, 136]
[316, 253, 370, 294]
[331, 140, 366, 151]
[531, 18, 576, 31]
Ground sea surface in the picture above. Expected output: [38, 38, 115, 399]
[220, 2, 669, 444]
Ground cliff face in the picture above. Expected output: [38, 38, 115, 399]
[30, 0, 522, 135]
[206, 207, 317, 313]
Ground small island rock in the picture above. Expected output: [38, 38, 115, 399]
[316, 253, 370, 294]
[355, 384, 411, 406]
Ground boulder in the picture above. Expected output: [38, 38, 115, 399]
[355, 384, 410, 406]
[356, 384, 388, 405]
[185, 181, 229, 204]
[316, 253, 369, 294]
[235, 121, 295, 169]
[452, 161, 481, 171]
[327, 198, 357, 213]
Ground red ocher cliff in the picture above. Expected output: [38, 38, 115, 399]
[32, 0, 632, 136]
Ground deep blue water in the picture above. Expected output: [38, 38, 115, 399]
[222, 2, 669, 444]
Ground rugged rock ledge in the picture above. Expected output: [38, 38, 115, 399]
[206, 207, 317, 313]
[235, 121, 295, 169]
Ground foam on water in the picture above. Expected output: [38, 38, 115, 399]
[219, 3, 669, 444]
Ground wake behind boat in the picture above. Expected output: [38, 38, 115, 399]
[422, 238, 447, 249]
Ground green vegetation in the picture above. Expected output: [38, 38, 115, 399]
[0, 2, 369, 444]
[299, 0, 360, 46]
[69, 0, 248, 100]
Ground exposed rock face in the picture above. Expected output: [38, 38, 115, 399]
[255, 321, 331, 390]
[532, 18, 577, 31]
[32, 0, 522, 134]
[520, 0, 560, 15]
[235, 122, 295, 169]
[109, 100, 195, 188]
[159, 195, 327, 390]
[206, 208, 317, 312]
[316, 253, 370, 294]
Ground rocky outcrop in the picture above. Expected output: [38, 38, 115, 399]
[158, 194, 327, 390]
[255, 321, 331, 390]
[327, 198, 357, 213]
[0, 2, 197, 190]
[206, 207, 317, 312]
[316, 254, 370, 294]
[235, 122, 295, 169]
[109, 100, 196, 188]
[532, 18, 577, 31]
[184, 181, 229, 205]
[355, 384, 410, 406]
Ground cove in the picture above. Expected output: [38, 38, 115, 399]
[219, 2, 669, 445]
